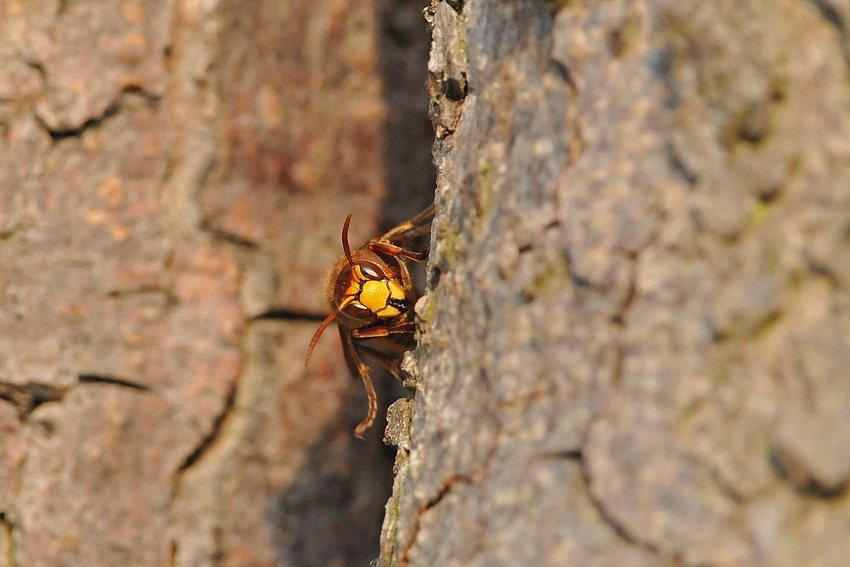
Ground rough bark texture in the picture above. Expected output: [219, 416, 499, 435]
[382, 1, 850, 566]
[0, 0, 432, 566]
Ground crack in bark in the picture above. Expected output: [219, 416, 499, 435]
[396, 391, 503, 566]
[611, 251, 638, 326]
[609, 253, 639, 388]
[169, 540, 178, 567]
[574, 248, 684, 558]
[36, 103, 121, 141]
[78, 374, 151, 392]
[0, 511, 17, 567]
[211, 525, 225, 567]
[105, 285, 175, 300]
[575, 446, 664, 558]
[0, 224, 22, 241]
[538, 448, 583, 460]
[0, 373, 153, 418]
[0, 382, 67, 418]
[198, 220, 259, 249]
[560, 249, 603, 292]
[806, 0, 846, 34]
[34, 85, 161, 142]
[665, 141, 698, 186]
[251, 308, 327, 323]
[398, 474, 474, 567]
[24, 59, 48, 91]
[770, 445, 850, 499]
[384, 361, 502, 566]
[175, 379, 238, 472]
[424, 474, 474, 511]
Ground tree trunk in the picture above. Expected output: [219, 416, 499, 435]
[382, 1, 850, 566]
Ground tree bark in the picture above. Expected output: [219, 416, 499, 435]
[382, 1, 850, 566]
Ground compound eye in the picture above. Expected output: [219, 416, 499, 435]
[358, 261, 385, 281]
[343, 301, 372, 318]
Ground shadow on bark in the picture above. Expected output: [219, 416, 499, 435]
[268, 381, 399, 567]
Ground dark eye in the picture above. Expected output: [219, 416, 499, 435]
[358, 261, 384, 280]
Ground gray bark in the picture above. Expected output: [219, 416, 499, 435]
[382, 1, 850, 566]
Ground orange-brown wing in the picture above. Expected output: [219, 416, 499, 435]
[377, 203, 435, 247]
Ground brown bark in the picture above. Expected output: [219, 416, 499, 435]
[0, 0, 432, 566]
[382, 1, 850, 566]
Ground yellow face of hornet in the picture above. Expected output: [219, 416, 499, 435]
[335, 261, 408, 319]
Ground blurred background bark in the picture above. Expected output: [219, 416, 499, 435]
[0, 0, 433, 565]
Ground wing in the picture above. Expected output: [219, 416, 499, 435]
[378, 203, 435, 247]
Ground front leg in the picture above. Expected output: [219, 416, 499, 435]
[352, 321, 415, 339]
[353, 365, 377, 439]
[367, 240, 428, 262]
[340, 328, 379, 439]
